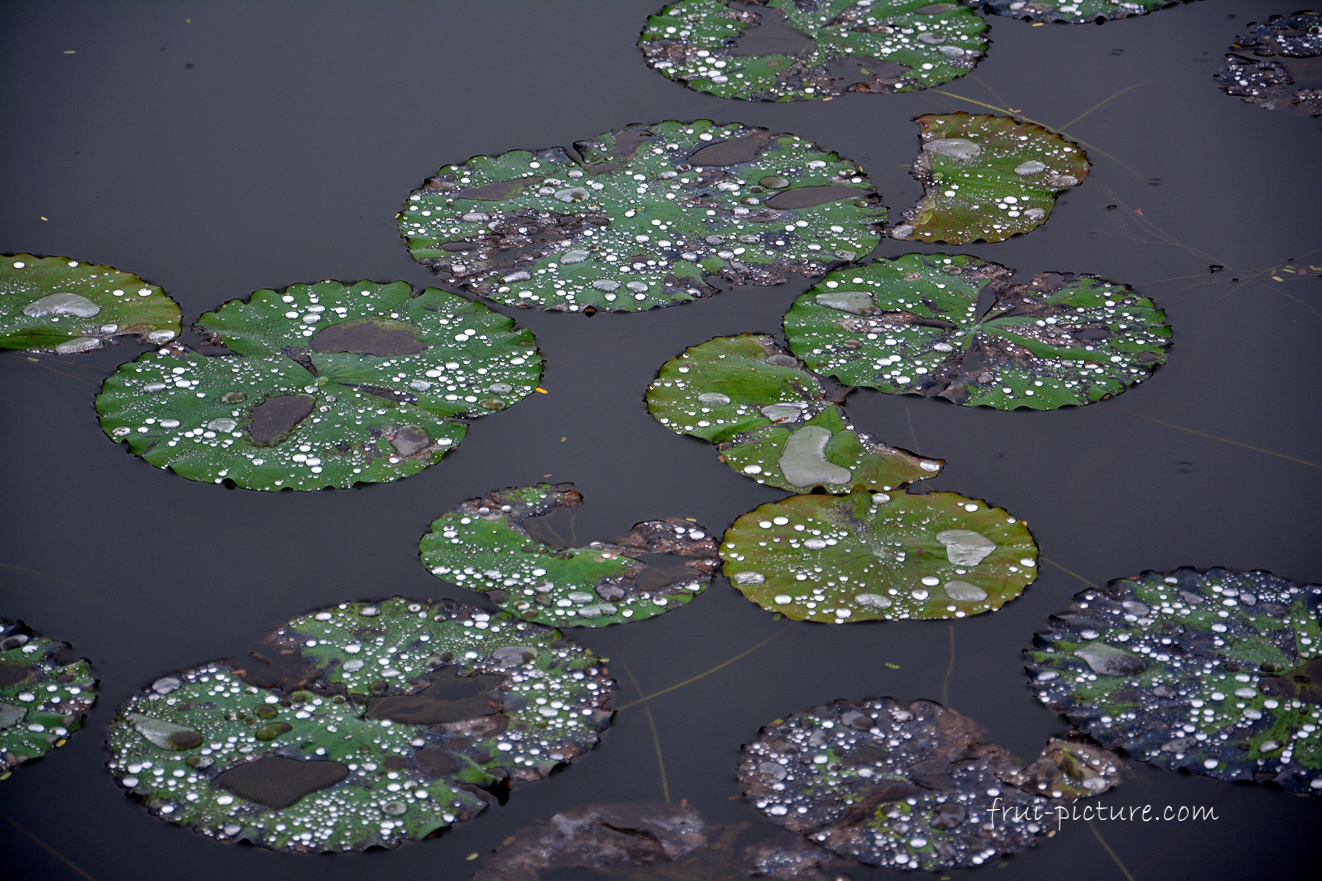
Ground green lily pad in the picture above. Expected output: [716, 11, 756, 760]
[967, 0, 1173, 24]
[720, 488, 1037, 622]
[891, 114, 1087, 244]
[106, 597, 616, 853]
[646, 334, 940, 491]
[421, 484, 719, 628]
[639, 0, 988, 102]
[0, 617, 96, 775]
[96, 281, 541, 490]
[0, 254, 181, 354]
[1026, 568, 1322, 796]
[400, 120, 885, 312]
[738, 698, 1123, 870]
[783, 254, 1171, 410]
[1217, 13, 1322, 118]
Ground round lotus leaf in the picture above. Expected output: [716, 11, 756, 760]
[783, 254, 1171, 410]
[0, 254, 180, 354]
[421, 484, 719, 627]
[0, 617, 96, 775]
[891, 114, 1088, 244]
[1218, 13, 1322, 118]
[738, 698, 1122, 870]
[1026, 568, 1322, 796]
[400, 120, 885, 312]
[647, 334, 940, 491]
[639, 0, 988, 102]
[966, 0, 1173, 24]
[106, 597, 616, 853]
[721, 489, 1037, 622]
[96, 281, 541, 490]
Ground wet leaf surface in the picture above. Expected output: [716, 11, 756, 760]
[891, 114, 1088, 244]
[647, 334, 940, 491]
[105, 597, 616, 852]
[720, 488, 1037, 622]
[783, 254, 1171, 410]
[0, 618, 95, 775]
[472, 802, 859, 881]
[400, 120, 885, 312]
[1026, 568, 1322, 796]
[96, 281, 540, 490]
[1217, 12, 1322, 117]
[0, 254, 180, 354]
[737, 698, 1122, 870]
[421, 484, 719, 628]
[966, 0, 1174, 24]
[638, 0, 988, 102]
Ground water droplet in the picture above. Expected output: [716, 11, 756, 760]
[943, 581, 988, 602]
[55, 337, 100, 354]
[24, 292, 101, 318]
[779, 425, 851, 487]
[855, 593, 892, 609]
[206, 418, 238, 433]
[923, 138, 981, 162]
[698, 392, 730, 406]
[815, 291, 876, 314]
[560, 249, 590, 264]
[935, 530, 996, 566]
[1014, 160, 1047, 176]
[734, 571, 765, 585]
[1075, 642, 1147, 676]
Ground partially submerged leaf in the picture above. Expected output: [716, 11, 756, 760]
[96, 281, 541, 490]
[0, 617, 96, 773]
[891, 114, 1087, 244]
[473, 802, 857, 881]
[0, 254, 180, 354]
[783, 254, 1171, 409]
[639, 0, 988, 102]
[966, 0, 1175, 24]
[720, 489, 1037, 622]
[1026, 568, 1322, 795]
[106, 597, 616, 852]
[737, 698, 1123, 870]
[421, 484, 718, 627]
[1217, 13, 1322, 117]
[400, 120, 885, 312]
[646, 334, 940, 491]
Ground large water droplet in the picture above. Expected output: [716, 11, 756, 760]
[815, 290, 876, 314]
[935, 530, 997, 566]
[1074, 642, 1147, 676]
[942, 581, 988, 602]
[698, 392, 731, 406]
[1014, 160, 1047, 176]
[779, 425, 851, 487]
[24, 292, 101, 318]
[923, 138, 981, 162]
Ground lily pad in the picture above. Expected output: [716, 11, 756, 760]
[0, 617, 96, 774]
[720, 488, 1037, 622]
[400, 120, 885, 312]
[421, 484, 719, 627]
[966, 0, 1173, 24]
[96, 281, 541, 490]
[891, 114, 1088, 244]
[737, 698, 1123, 870]
[647, 334, 941, 491]
[783, 254, 1171, 409]
[473, 802, 858, 881]
[1217, 13, 1322, 117]
[0, 254, 180, 354]
[638, 0, 988, 102]
[1026, 568, 1322, 795]
[106, 597, 615, 852]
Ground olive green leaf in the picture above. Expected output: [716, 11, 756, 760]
[738, 698, 1122, 870]
[106, 597, 616, 852]
[1027, 568, 1322, 796]
[400, 120, 885, 312]
[0, 254, 180, 354]
[647, 334, 940, 491]
[639, 0, 988, 102]
[891, 114, 1087, 244]
[783, 254, 1171, 409]
[96, 281, 541, 490]
[721, 488, 1037, 622]
[0, 617, 96, 775]
[421, 484, 719, 627]
[968, 0, 1175, 25]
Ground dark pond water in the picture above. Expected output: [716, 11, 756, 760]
[2, 1, 1320, 878]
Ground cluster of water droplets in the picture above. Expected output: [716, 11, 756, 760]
[0, 618, 96, 774]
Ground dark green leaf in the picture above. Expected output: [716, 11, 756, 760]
[640, 0, 988, 102]
[1027, 568, 1322, 795]
[968, 0, 1176, 25]
[106, 597, 616, 852]
[421, 484, 718, 627]
[400, 121, 885, 312]
[0, 617, 96, 775]
[783, 253, 1171, 409]
[0, 254, 180, 354]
